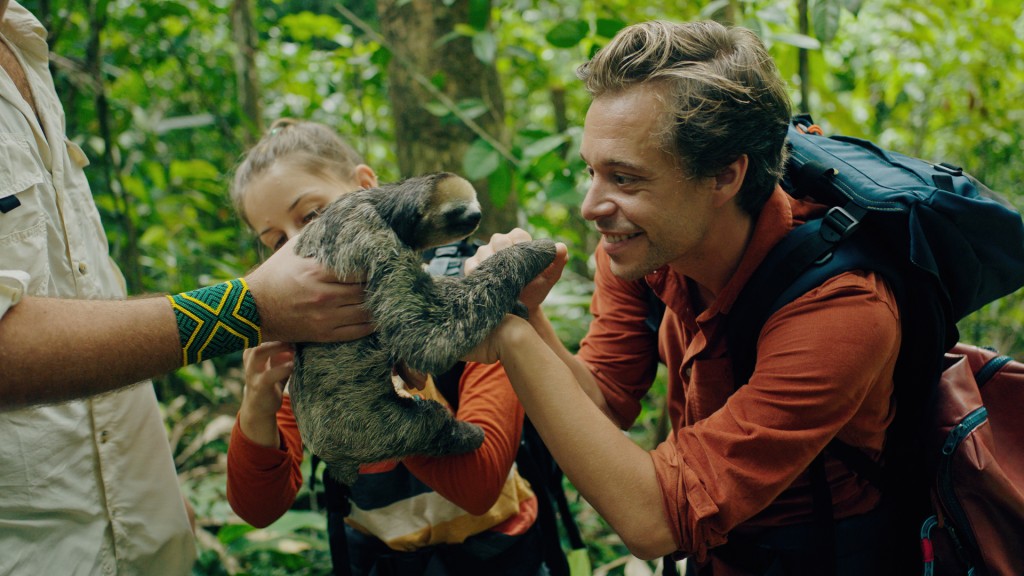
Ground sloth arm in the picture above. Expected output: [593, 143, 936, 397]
[404, 361, 525, 516]
[226, 397, 305, 528]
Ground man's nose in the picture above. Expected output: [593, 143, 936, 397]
[580, 181, 614, 222]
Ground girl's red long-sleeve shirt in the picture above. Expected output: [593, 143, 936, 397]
[226, 361, 537, 548]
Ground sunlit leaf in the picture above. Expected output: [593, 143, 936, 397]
[217, 523, 255, 546]
[473, 31, 497, 64]
[769, 33, 822, 50]
[279, 12, 342, 43]
[843, 0, 865, 15]
[813, 0, 843, 44]
[463, 139, 501, 180]
[169, 159, 220, 182]
[699, 0, 730, 20]
[522, 134, 568, 160]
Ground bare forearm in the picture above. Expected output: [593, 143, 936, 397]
[0, 295, 181, 409]
[527, 307, 616, 418]
[497, 317, 677, 559]
[239, 408, 283, 449]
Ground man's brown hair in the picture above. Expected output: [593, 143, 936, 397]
[578, 20, 791, 215]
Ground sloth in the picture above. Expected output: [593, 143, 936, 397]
[290, 172, 557, 485]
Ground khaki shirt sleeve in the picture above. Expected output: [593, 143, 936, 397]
[0, 270, 29, 319]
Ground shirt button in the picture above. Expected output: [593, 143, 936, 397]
[78, 261, 88, 274]
[684, 366, 692, 379]
[100, 430, 109, 443]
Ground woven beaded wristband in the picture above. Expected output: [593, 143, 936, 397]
[166, 278, 262, 366]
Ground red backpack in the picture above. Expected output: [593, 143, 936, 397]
[922, 343, 1024, 575]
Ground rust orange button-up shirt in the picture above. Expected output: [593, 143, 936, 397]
[578, 188, 900, 566]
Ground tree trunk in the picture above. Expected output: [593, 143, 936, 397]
[86, 0, 142, 294]
[798, 0, 812, 114]
[231, 0, 262, 145]
[375, 0, 516, 236]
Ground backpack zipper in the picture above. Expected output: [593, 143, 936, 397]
[974, 355, 1011, 387]
[937, 406, 988, 566]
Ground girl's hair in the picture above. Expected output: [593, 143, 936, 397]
[229, 118, 365, 228]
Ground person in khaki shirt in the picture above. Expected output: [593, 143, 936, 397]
[0, 1, 371, 573]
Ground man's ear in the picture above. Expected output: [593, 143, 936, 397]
[355, 164, 379, 189]
[712, 154, 748, 208]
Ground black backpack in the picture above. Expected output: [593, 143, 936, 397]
[310, 239, 586, 576]
[657, 115, 1024, 576]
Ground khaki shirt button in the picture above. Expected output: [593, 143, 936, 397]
[100, 430, 109, 443]
[78, 261, 88, 274]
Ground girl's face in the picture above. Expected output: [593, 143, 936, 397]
[243, 159, 377, 252]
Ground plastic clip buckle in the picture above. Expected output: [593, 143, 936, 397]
[820, 205, 860, 243]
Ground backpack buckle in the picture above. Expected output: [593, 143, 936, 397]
[820, 205, 861, 243]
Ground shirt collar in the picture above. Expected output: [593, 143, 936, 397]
[645, 186, 826, 321]
[2, 2, 49, 63]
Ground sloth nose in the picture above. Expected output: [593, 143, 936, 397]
[447, 204, 482, 233]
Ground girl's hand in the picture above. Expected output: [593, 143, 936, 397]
[239, 341, 295, 448]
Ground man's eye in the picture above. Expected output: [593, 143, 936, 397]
[302, 208, 324, 225]
[273, 236, 287, 252]
[614, 173, 637, 185]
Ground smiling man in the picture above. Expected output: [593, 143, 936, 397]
[465, 20, 900, 576]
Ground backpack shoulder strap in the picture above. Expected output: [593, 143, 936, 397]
[727, 225, 904, 386]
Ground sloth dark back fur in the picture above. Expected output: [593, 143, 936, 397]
[291, 172, 557, 485]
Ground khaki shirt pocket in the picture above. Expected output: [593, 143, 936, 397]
[0, 134, 51, 296]
[0, 133, 45, 197]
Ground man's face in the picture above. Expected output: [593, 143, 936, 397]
[579, 86, 717, 281]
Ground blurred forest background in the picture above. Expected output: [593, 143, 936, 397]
[24, 0, 1024, 574]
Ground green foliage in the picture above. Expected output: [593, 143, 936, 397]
[30, 0, 1024, 573]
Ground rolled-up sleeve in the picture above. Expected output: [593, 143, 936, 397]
[0, 270, 29, 319]
[577, 246, 661, 427]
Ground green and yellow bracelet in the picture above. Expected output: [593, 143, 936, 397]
[167, 278, 262, 366]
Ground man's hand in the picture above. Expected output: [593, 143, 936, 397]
[461, 314, 531, 366]
[245, 236, 373, 343]
[465, 228, 568, 312]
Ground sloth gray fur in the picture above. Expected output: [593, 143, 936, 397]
[291, 172, 557, 486]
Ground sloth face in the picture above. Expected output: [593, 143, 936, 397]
[376, 173, 482, 250]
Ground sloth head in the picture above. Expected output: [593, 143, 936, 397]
[373, 172, 482, 250]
